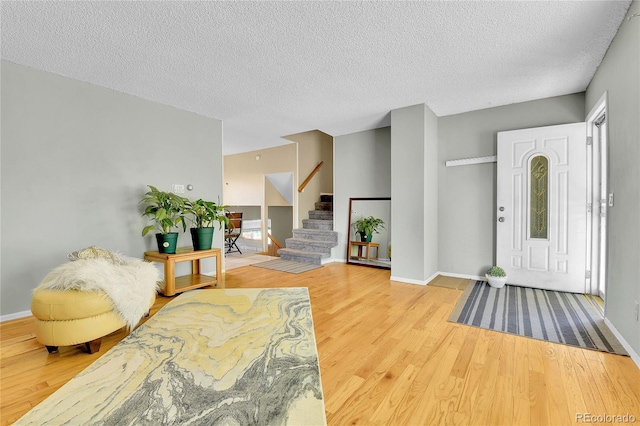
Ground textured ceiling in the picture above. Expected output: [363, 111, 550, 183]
[1, 1, 631, 155]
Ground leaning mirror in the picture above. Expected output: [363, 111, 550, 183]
[346, 197, 391, 269]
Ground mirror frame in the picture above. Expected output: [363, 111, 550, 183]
[346, 197, 391, 269]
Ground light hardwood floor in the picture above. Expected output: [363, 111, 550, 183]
[1, 263, 639, 425]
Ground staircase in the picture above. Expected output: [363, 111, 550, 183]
[278, 195, 338, 265]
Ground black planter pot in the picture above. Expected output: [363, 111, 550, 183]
[191, 227, 214, 250]
[156, 233, 179, 254]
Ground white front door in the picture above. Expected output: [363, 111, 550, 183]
[496, 123, 587, 293]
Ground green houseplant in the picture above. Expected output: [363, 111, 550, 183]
[140, 185, 188, 254]
[485, 266, 507, 289]
[186, 198, 230, 251]
[352, 216, 385, 242]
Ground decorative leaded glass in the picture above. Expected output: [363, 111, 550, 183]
[530, 156, 548, 239]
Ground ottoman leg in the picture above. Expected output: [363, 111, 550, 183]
[84, 338, 102, 354]
[45, 345, 59, 354]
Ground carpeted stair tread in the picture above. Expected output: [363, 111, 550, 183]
[314, 201, 333, 211]
[292, 228, 338, 243]
[302, 218, 334, 230]
[308, 210, 333, 220]
[285, 238, 334, 254]
[278, 197, 337, 265]
[278, 248, 327, 265]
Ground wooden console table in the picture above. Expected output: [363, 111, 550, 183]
[144, 247, 222, 296]
[349, 241, 380, 260]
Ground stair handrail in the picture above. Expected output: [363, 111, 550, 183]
[267, 233, 283, 257]
[298, 161, 324, 193]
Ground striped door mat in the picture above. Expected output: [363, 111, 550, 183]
[252, 259, 322, 274]
[448, 280, 627, 356]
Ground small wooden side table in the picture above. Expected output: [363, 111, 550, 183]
[349, 241, 380, 260]
[144, 247, 222, 296]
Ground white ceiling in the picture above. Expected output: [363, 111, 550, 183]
[1, 1, 631, 155]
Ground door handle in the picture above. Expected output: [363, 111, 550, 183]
[498, 217, 505, 222]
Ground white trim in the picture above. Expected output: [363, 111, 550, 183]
[390, 276, 427, 285]
[585, 91, 608, 124]
[321, 257, 336, 265]
[437, 271, 486, 282]
[604, 318, 640, 370]
[390, 271, 439, 286]
[445, 155, 496, 167]
[1, 310, 32, 323]
[585, 91, 609, 298]
[425, 271, 439, 284]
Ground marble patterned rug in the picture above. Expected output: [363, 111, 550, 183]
[17, 288, 327, 425]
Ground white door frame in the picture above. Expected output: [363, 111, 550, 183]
[585, 91, 609, 303]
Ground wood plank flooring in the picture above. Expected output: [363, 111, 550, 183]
[1, 263, 639, 425]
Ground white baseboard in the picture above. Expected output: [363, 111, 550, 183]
[391, 276, 427, 285]
[438, 271, 486, 281]
[1, 310, 32, 323]
[390, 271, 439, 286]
[425, 271, 439, 284]
[604, 318, 640, 369]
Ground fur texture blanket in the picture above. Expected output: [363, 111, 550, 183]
[37, 258, 159, 329]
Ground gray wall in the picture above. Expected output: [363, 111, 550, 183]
[438, 93, 586, 276]
[585, 0, 639, 355]
[391, 104, 438, 283]
[334, 127, 391, 261]
[228, 206, 261, 221]
[268, 206, 293, 246]
[423, 105, 439, 279]
[1, 61, 224, 317]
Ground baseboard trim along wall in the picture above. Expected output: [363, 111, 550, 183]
[391, 276, 427, 285]
[390, 271, 439, 286]
[604, 318, 640, 370]
[438, 271, 486, 282]
[1, 310, 32, 323]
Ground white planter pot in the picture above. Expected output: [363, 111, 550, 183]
[486, 274, 507, 289]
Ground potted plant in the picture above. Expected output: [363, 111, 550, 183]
[186, 198, 230, 250]
[352, 216, 385, 242]
[486, 266, 508, 288]
[140, 185, 188, 254]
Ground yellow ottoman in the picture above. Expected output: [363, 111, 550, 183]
[31, 289, 127, 354]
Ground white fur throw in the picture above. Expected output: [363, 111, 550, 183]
[37, 257, 159, 329]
